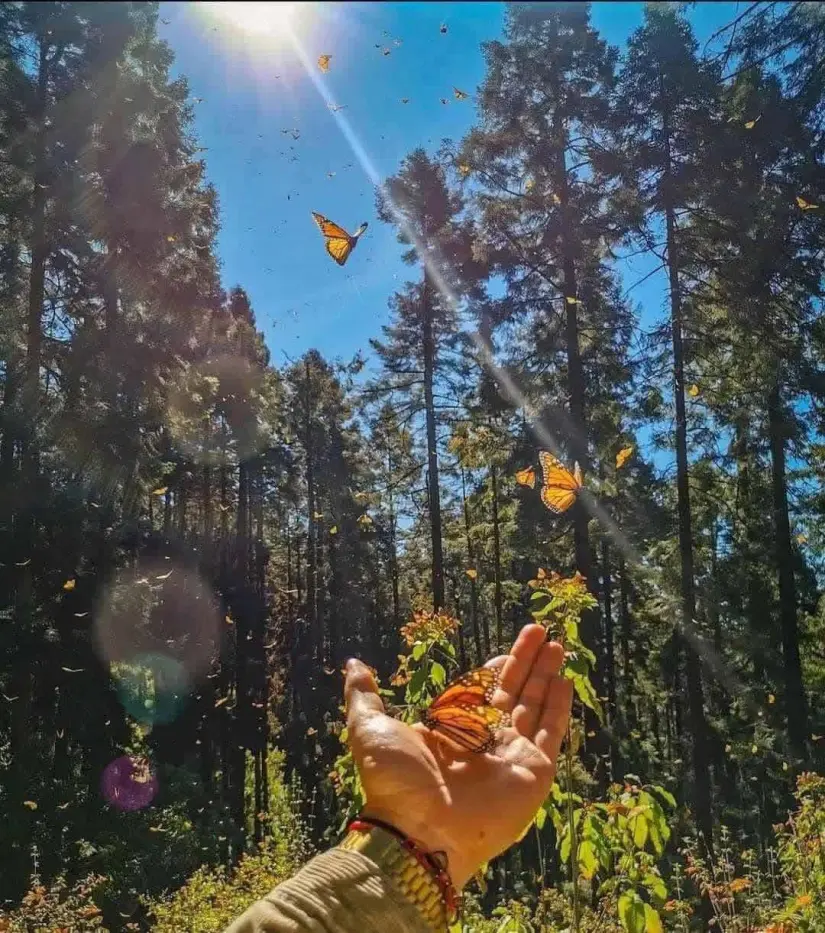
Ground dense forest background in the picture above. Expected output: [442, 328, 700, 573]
[1, 1, 824, 930]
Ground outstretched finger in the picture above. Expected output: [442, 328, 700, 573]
[344, 658, 385, 733]
[490, 624, 547, 713]
[511, 641, 565, 737]
[534, 674, 574, 762]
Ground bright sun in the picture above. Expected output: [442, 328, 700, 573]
[205, 2, 297, 36]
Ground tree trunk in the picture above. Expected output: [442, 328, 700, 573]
[554, 113, 605, 764]
[460, 465, 483, 660]
[601, 538, 619, 778]
[421, 275, 445, 609]
[660, 82, 713, 848]
[387, 451, 401, 631]
[618, 557, 635, 730]
[490, 464, 504, 652]
[304, 360, 319, 656]
[767, 381, 809, 760]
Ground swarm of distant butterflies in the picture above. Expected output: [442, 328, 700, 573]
[311, 211, 368, 266]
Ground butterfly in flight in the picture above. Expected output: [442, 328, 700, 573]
[538, 451, 582, 514]
[515, 465, 536, 489]
[311, 212, 368, 266]
[318, 54, 331, 72]
[453, 87, 469, 100]
[422, 667, 508, 753]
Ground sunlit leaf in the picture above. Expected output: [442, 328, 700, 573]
[618, 891, 646, 933]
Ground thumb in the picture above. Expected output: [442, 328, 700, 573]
[344, 658, 385, 732]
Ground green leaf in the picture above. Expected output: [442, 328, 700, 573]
[618, 891, 647, 933]
[569, 671, 602, 718]
[430, 661, 446, 688]
[412, 642, 427, 661]
[559, 830, 571, 864]
[649, 785, 677, 809]
[644, 904, 664, 933]
[578, 839, 598, 879]
[534, 805, 546, 831]
[644, 872, 667, 906]
[631, 811, 649, 849]
[408, 664, 428, 701]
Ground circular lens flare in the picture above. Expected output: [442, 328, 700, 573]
[102, 756, 159, 812]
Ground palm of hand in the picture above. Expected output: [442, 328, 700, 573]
[345, 626, 572, 888]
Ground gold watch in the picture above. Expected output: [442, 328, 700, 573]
[338, 822, 450, 931]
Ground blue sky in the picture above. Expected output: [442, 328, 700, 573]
[161, 1, 741, 373]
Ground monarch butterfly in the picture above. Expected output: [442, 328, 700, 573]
[539, 451, 582, 514]
[311, 212, 368, 266]
[615, 445, 634, 470]
[515, 465, 536, 489]
[422, 667, 508, 753]
[317, 54, 331, 72]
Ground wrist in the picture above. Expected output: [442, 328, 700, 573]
[360, 806, 475, 890]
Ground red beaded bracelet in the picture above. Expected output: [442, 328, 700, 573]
[348, 815, 461, 922]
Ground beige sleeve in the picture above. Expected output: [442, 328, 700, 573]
[223, 848, 436, 933]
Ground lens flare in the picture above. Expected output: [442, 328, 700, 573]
[95, 561, 221, 724]
[101, 755, 159, 811]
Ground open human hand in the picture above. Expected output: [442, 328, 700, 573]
[344, 623, 574, 889]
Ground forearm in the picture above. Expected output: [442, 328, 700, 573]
[223, 848, 435, 933]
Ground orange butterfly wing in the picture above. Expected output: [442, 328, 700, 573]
[312, 212, 351, 240]
[538, 451, 582, 514]
[515, 466, 536, 489]
[311, 212, 365, 266]
[423, 667, 507, 753]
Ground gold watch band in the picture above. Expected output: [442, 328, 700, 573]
[338, 824, 448, 931]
